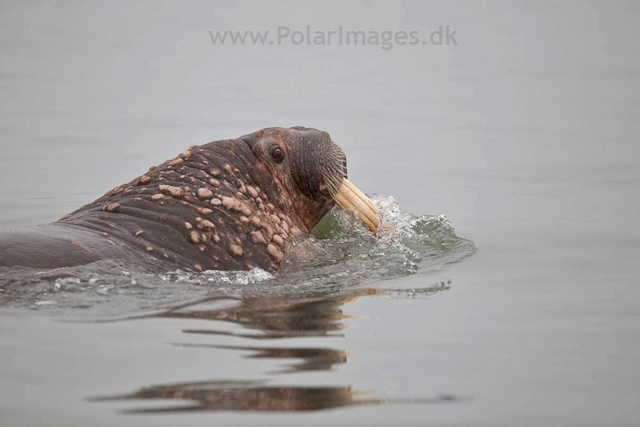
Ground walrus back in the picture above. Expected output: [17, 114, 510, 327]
[0, 224, 128, 269]
[56, 138, 298, 273]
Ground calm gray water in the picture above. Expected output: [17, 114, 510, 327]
[1, 1, 639, 426]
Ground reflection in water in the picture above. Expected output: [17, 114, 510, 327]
[92, 283, 460, 413]
[92, 380, 460, 413]
[173, 344, 348, 373]
[156, 289, 370, 339]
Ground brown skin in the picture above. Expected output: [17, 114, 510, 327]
[240, 127, 342, 232]
[0, 127, 347, 273]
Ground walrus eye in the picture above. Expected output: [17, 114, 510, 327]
[270, 145, 284, 163]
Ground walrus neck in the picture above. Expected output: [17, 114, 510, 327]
[260, 170, 310, 234]
[267, 170, 334, 234]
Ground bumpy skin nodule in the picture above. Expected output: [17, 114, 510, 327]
[0, 127, 347, 273]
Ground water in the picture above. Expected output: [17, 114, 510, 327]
[0, 202, 474, 314]
[1, 1, 639, 426]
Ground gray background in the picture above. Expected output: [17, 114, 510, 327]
[1, 1, 639, 426]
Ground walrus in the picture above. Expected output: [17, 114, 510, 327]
[0, 127, 378, 273]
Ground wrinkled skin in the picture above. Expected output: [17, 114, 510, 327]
[0, 127, 347, 273]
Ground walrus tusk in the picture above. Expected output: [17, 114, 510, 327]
[333, 178, 379, 235]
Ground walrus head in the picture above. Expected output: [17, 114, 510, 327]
[241, 127, 378, 234]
